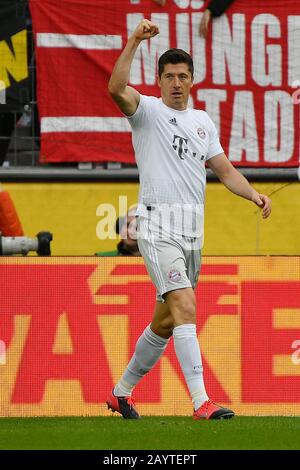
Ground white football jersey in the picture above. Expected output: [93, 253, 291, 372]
[127, 94, 223, 242]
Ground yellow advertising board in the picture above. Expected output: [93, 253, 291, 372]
[4, 182, 300, 255]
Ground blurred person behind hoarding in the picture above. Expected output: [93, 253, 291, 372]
[95, 205, 140, 256]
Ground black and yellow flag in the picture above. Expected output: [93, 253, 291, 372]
[0, 0, 30, 111]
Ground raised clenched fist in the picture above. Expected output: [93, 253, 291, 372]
[132, 19, 160, 42]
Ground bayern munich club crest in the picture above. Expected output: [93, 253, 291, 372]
[197, 127, 206, 139]
[168, 269, 181, 282]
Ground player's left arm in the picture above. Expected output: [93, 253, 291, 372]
[206, 153, 272, 218]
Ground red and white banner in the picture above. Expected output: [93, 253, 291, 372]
[30, 0, 300, 166]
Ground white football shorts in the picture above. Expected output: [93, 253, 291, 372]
[137, 216, 202, 302]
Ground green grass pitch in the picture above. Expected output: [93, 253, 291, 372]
[0, 416, 299, 450]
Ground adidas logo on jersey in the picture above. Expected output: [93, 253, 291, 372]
[169, 118, 178, 126]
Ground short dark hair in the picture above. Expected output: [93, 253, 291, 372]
[158, 49, 194, 78]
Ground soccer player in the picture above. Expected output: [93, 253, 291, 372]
[106, 19, 271, 420]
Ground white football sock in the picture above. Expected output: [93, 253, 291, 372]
[114, 324, 169, 397]
[173, 323, 208, 410]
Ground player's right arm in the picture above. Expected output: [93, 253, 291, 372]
[108, 19, 159, 116]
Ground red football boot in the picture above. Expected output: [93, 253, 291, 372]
[106, 389, 140, 419]
[193, 399, 235, 420]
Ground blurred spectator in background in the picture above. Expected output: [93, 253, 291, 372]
[199, 0, 235, 37]
[152, 0, 235, 38]
[95, 205, 141, 257]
